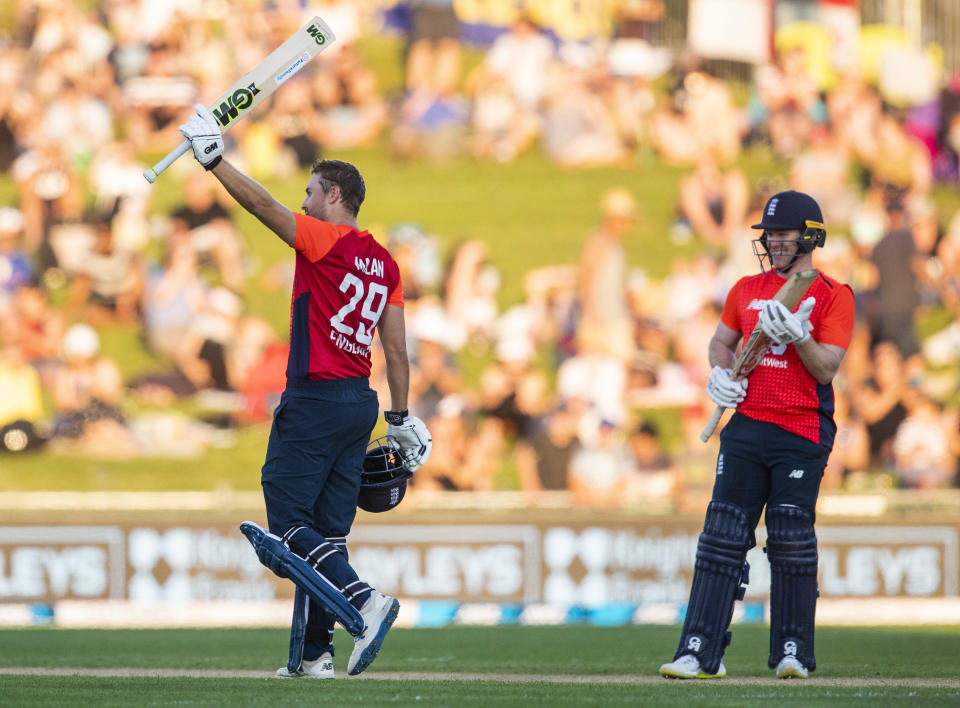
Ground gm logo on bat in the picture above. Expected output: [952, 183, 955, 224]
[212, 83, 261, 128]
[307, 24, 326, 45]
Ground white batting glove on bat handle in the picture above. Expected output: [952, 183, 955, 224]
[758, 297, 815, 345]
[706, 365, 748, 409]
[179, 104, 224, 170]
[387, 415, 432, 472]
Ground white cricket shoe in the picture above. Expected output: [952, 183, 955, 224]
[275, 652, 334, 679]
[776, 655, 809, 679]
[659, 654, 727, 679]
[347, 591, 400, 676]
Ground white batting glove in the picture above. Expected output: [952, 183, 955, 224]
[706, 365, 748, 409]
[758, 297, 815, 345]
[387, 415, 432, 472]
[179, 104, 224, 170]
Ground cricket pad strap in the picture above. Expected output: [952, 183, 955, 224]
[675, 501, 752, 674]
[765, 505, 818, 671]
[240, 521, 364, 636]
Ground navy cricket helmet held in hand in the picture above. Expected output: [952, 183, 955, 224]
[359, 436, 413, 513]
[751, 190, 826, 272]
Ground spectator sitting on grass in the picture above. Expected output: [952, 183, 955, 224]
[789, 125, 858, 229]
[67, 214, 145, 326]
[171, 172, 245, 292]
[649, 63, 740, 166]
[568, 418, 633, 509]
[443, 240, 500, 346]
[847, 340, 908, 470]
[468, 67, 539, 162]
[310, 45, 389, 152]
[143, 217, 208, 361]
[823, 378, 870, 490]
[391, 24, 467, 164]
[409, 394, 470, 493]
[173, 286, 243, 393]
[540, 62, 629, 168]
[674, 155, 749, 249]
[483, 13, 554, 113]
[892, 384, 958, 489]
[516, 401, 581, 505]
[750, 45, 823, 158]
[50, 323, 137, 457]
[624, 419, 676, 508]
[2, 285, 64, 377]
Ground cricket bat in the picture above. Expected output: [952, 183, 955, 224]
[699, 269, 818, 442]
[143, 17, 335, 183]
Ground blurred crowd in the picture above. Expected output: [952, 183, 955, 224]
[1, 1, 959, 506]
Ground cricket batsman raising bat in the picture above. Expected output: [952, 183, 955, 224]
[143, 16, 336, 183]
[164, 11, 430, 679]
[659, 191, 855, 682]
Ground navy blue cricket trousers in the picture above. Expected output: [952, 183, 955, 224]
[713, 413, 831, 541]
[260, 377, 378, 657]
[261, 377, 378, 538]
[261, 377, 378, 601]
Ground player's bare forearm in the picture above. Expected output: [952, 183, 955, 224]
[384, 355, 409, 412]
[794, 339, 845, 384]
[209, 160, 296, 245]
[378, 304, 409, 411]
[708, 321, 740, 370]
[708, 340, 736, 370]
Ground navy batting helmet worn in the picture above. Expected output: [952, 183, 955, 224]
[751, 190, 826, 272]
[359, 436, 413, 513]
[752, 190, 822, 231]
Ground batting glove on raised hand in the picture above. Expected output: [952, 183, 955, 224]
[706, 365, 748, 409]
[758, 296, 815, 346]
[179, 104, 224, 170]
[387, 415, 432, 472]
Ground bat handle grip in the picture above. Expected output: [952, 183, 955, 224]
[143, 140, 192, 183]
[699, 405, 725, 442]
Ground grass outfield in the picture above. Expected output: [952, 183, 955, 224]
[1, 625, 958, 706]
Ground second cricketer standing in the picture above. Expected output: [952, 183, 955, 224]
[659, 190, 855, 680]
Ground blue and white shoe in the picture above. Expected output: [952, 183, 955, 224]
[275, 652, 334, 679]
[659, 654, 727, 679]
[347, 592, 400, 676]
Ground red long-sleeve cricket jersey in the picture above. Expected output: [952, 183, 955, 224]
[287, 213, 403, 380]
[721, 269, 855, 445]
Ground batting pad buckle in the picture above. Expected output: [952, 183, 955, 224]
[240, 521, 364, 636]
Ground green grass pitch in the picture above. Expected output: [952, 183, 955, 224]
[1, 624, 958, 706]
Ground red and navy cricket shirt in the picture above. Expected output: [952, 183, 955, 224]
[287, 213, 403, 381]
